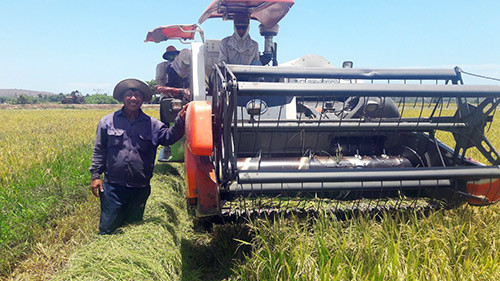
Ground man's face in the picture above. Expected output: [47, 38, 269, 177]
[123, 89, 143, 112]
[235, 23, 248, 37]
[164, 51, 179, 62]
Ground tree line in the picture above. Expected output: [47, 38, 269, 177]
[0, 80, 159, 105]
[0, 92, 118, 105]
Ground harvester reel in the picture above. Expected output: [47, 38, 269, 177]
[191, 63, 500, 219]
[452, 97, 500, 165]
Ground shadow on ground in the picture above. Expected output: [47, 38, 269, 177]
[180, 223, 253, 281]
[154, 163, 181, 176]
[153, 162, 254, 280]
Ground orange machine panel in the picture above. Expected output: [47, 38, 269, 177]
[186, 101, 213, 156]
[467, 178, 500, 205]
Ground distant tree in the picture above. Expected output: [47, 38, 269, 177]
[146, 79, 157, 92]
[17, 95, 28, 104]
[37, 94, 50, 103]
[15, 95, 35, 104]
[48, 93, 65, 103]
[146, 79, 160, 104]
[85, 94, 118, 104]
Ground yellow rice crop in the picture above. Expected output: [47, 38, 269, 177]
[0, 105, 160, 276]
[400, 104, 500, 163]
[1, 104, 499, 280]
[0, 106, 159, 186]
[0, 109, 93, 185]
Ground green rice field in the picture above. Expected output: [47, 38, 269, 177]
[0, 105, 499, 280]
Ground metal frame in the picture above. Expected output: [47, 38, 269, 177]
[211, 63, 500, 205]
[226, 65, 464, 83]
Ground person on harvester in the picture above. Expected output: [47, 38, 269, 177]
[155, 48, 191, 101]
[155, 45, 179, 88]
[155, 48, 191, 162]
[218, 11, 261, 65]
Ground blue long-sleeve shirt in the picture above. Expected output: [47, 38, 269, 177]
[90, 107, 185, 188]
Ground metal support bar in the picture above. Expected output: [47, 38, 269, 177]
[237, 121, 466, 131]
[227, 65, 462, 82]
[238, 166, 500, 184]
[229, 180, 452, 194]
[237, 82, 500, 98]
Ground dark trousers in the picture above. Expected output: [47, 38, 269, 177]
[98, 182, 151, 235]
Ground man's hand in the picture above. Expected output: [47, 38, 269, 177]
[155, 86, 189, 99]
[91, 179, 103, 197]
[181, 88, 191, 100]
[154, 85, 165, 93]
[178, 103, 190, 122]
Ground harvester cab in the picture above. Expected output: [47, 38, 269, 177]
[147, 0, 500, 219]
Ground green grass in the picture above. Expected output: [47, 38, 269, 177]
[0, 107, 152, 277]
[234, 206, 500, 280]
[52, 163, 254, 281]
[53, 163, 189, 280]
[0, 109, 100, 275]
[51, 167, 500, 281]
[2, 106, 500, 280]
[0, 142, 91, 274]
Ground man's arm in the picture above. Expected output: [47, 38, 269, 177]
[155, 85, 190, 99]
[252, 41, 260, 64]
[156, 62, 167, 87]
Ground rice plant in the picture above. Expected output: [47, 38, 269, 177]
[2, 106, 500, 280]
[0, 106, 159, 276]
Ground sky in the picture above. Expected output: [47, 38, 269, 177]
[1, 0, 500, 95]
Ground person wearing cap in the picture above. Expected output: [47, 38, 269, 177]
[156, 45, 180, 87]
[155, 48, 192, 162]
[218, 11, 260, 65]
[155, 48, 191, 100]
[89, 78, 187, 235]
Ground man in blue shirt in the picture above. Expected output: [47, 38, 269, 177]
[90, 78, 187, 234]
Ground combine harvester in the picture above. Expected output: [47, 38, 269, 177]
[146, 0, 500, 219]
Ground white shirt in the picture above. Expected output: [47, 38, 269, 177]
[218, 30, 259, 65]
[155, 61, 171, 87]
[172, 49, 191, 78]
